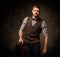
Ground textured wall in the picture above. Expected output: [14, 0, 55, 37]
[0, 0, 60, 57]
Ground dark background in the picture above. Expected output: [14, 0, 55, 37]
[0, 0, 60, 57]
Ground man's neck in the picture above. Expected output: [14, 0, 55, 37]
[32, 16, 38, 19]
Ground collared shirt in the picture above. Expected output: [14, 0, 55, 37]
[20, 17, 48, 37]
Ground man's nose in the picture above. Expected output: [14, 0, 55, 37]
[35, 11, 37, 13]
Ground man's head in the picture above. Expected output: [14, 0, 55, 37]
[32, 4, 40, 18]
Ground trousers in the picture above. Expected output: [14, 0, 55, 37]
[20, 42, 41, 57]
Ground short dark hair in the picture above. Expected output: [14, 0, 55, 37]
[32, 4, 40, 10]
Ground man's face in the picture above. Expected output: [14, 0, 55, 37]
[32, 7, 40, 17]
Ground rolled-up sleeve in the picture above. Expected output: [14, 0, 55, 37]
[41, 20, 48, 37]
[20, 17, 28, 30]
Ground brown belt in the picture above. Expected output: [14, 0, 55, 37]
[25, 36, 40, 40]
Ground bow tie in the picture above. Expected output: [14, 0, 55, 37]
[32, 18, 37, 20]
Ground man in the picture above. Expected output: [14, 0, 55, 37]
[18, 4, 48, 57]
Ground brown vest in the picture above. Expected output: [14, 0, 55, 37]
[23, 17, 43, 43]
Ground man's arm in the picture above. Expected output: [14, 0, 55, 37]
[42, 36, 48, 55]
[18, 17, 28, 44]
[41, 20, 48, 55]
[18, 29, 24, 44]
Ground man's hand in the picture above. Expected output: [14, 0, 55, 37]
[18, 38, 24, 44]
[42, 48, 47, 55]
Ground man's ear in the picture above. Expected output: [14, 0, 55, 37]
[32, 10, 33, 13]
